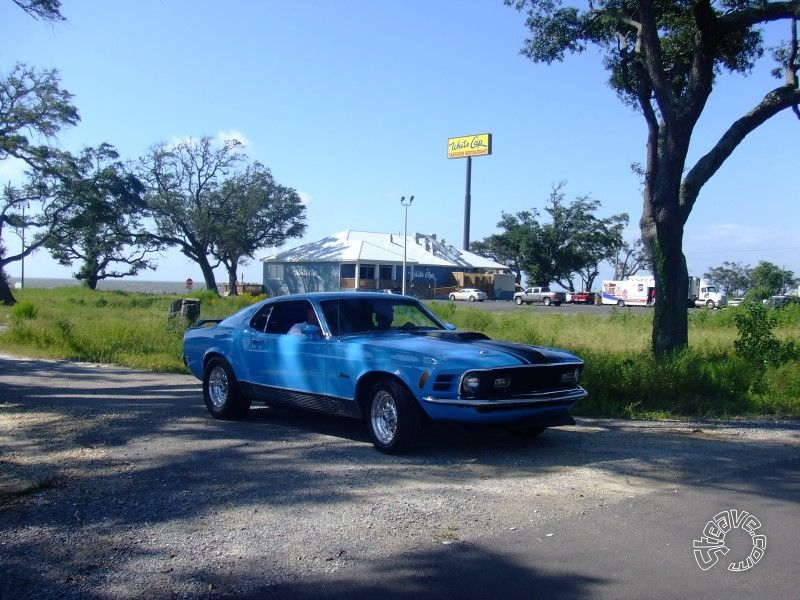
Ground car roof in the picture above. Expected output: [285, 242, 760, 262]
[265, 291, 420, 302]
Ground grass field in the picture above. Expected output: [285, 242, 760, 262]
[2, 287, 798, 419]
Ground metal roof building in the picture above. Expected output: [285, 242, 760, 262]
[261, 230, 514, 298]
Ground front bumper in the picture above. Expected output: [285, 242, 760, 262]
[418, 387, 587, 425]
[422, 386, 587, 408]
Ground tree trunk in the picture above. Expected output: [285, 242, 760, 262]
[198, 258, 219, 296]
[649, 217, 689, 358]
[82, 270, 99, 290]
[640, 120, 693, 359]
[227, 264, 239, 296]
[0, 273, 17, 305]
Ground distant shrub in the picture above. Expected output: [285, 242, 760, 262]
[10, 301, 37, 320]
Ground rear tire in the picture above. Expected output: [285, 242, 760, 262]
[617, 300, 625, 307]
[203, 357, 251, 420]
[543, 298, 552, 306]
[367, 379, 420, 454]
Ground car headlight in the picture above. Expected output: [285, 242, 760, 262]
[461, 373, 482, 395]
[560, 367, 582, 385]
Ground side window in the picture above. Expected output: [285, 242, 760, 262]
[267, 300, 315, 335]
[249, 305, 273, 333]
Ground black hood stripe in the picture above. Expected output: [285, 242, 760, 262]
[416, 331, 573, 364]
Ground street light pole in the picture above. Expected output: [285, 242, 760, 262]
[21, 202, 28, 288]
[400, 195, 414, 295]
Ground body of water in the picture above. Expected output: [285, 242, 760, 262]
[8, 277, 208, 295]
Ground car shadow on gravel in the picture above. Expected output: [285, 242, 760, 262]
[231, 541, 608, 599]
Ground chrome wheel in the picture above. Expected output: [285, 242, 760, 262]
[202, 357, 251, 420]
[208, 364, 229, 409]
[370, 390, 398, 446]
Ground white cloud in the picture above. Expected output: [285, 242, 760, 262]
[686, 223, 794, 252]
[684, 223, 800, 273]
[297, 190, 312, 206]
[216, 130, 250, 148]
[165, 131, 251, 150]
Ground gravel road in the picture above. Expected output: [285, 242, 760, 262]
[1, 354, 798, 599]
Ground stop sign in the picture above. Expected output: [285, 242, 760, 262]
[185, 278, 194, 288]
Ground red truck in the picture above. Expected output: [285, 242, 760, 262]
[568, 291, 596, 304]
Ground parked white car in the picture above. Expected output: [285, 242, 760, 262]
[449, 288, 487, 302]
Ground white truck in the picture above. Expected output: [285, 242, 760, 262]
[688, 277, 727, 309]
[601, 276, 656, 307]
[602, 275, 726, 309]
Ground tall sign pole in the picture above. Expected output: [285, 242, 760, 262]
[463, 156, 472, 250]
[447, 133, 492, 251]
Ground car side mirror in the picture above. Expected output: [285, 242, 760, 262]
[300, 324, 322, 337]
[445, 323, 457, 330]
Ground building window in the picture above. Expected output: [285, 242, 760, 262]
[360, 264, 375, 280]
[340, 264, 356, 278]
[379, 265, 393, 281]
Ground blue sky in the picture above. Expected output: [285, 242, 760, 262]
[3, 0, 798, 287]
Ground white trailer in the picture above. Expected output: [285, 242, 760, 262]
[601, 276, 656, 307]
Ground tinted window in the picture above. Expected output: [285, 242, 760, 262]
[259, 300, 315, 335]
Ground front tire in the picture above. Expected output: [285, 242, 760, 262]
[367, 379, 420, 454]
[617, 300, 625, 307]
[203, 357, 251, 420]
[515, 296, 523, 305]
[468, 296, 475, 302]
[706, 299, 716, 309]
[449, 294, 456, 301]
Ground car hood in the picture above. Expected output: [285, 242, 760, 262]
[343, 330, 580, 368]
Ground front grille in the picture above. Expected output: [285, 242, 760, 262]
[463, 363, 582, 399]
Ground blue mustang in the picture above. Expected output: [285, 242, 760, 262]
[183, 292, 587, 453]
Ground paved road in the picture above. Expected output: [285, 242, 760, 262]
[1, 355, 798, 599]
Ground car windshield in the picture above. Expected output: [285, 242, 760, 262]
[319, 297, 444, 336]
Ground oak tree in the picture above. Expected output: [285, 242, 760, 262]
[507, 0, 800, 357]
[0, 64, 79, 304]
[44, 144, 157, 289]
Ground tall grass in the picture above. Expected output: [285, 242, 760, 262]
[0, 288, 260, 372]
[428, 301, 800, 419]
[1, 290, 798, 418]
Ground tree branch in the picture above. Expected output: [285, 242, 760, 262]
[681, 83, 800, 218]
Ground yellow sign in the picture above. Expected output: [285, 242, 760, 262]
[447, 133, 492, 159]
